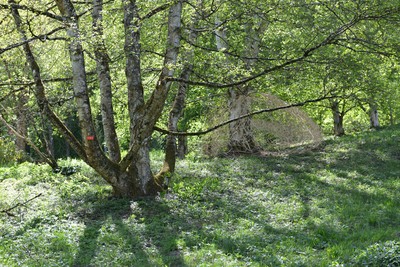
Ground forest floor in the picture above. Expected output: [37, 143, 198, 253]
[0, 125, 400, 266]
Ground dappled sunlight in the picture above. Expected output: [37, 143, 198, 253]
[1, 127, 400, 265]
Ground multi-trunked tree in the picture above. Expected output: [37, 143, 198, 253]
[2, 0, 398, 198]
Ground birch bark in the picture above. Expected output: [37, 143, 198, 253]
[52, 1, 129, 191]
[92, 0, 121, 162]
[160, 0, 200, 176]
[120, 0, 182, 183]
[216, 18, 266, 153]
[10, 0, 86, 161]
[369, 102, 380, 128]
[120, 0, 182, 194]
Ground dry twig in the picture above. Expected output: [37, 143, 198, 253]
[1, 193, 43, 217]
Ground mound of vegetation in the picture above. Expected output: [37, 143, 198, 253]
[0, 125, 399, 266]
[204, 93, 323, 156]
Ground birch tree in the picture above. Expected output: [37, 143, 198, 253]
[6, 0, 183, 197]
[1, 0, 398, 198]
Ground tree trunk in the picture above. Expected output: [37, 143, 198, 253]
[124, 0, 182, 187]
[15, 91, 28, 154]
[159, 0, 200, 176]
[216, 18, 266, 153]
[177, 135, 188, 159]
[162, 72, 188, 174]
[12, 0, 182, 198]
[110, 0, 182, 194]
[227, 89, 257, 153]
[369, 102, 380, 128]
[64, 117, 72, 158]
[122, 0, 156, 190]
[44, 121, 55, 160]
[331, 101, 345, 136]
[106, 0, 183, 195]
[92, 0, 121, 163]
[35, 114, 56, 161]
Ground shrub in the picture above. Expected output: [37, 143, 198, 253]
[351, 241, 400, 267]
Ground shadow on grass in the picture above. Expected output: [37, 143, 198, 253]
[72, 198, 145, 266]
[71, 129, 400, 266]
[181, 142, 400, 265]
[71, 187, 296, 266]
[72, 197, 187, 267]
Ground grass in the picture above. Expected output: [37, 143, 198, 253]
[1, 125, 400, 266]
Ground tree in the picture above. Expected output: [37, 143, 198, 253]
[224, 14, 267, 154]
[1, 0, 399, 198]
[159, 0, 202, 177]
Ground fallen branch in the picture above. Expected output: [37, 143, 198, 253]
[1, 193, 43, 217]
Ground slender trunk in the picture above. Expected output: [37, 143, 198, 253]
[122, 0, 156, 194]
[45, 122, 55, 159]
[15, 91, 28, 154]
[12, 0, 182, 198]
[217, 19, 266, 153]
[123, 0, 145, 145]
[177, 135, 188, 159]
[160, 0, 199, 175]
[123, 1, 182, 187]
[37, 113, 56, 160]
[227, 89, 257, 152]
[331, 101, 345, 136]
[65, 139, 71, 158]
[57, 1, 101, 155]
[10, 0, 86, 160]
[121, 0, 182, 192]
[162, 69, 188, 174]
[369, 102, 380, 128]
[92, 0, 121, 162]
[64, 117, 72, 158]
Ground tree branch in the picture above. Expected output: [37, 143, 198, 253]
[0, 113, 59, 169]
[154, 95, 336, 136]
[0, 3, 63, 21]
[1, 193, 43, 217]
[166, 55, 304, 88]
[0, 71, 96, 88]
[166, 14, 369, 89]
[181, 36, 279, 62]
[0, 26, 66, 55]
[0, 87, 25, 102]
[141, 3, 171, 21]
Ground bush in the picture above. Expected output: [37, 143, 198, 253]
[351, 241, 400, 267]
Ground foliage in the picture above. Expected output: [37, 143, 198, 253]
[351, 241, 400, 267]
[1, 0, 399, 162]
[1, 125, 400, 266]
[0, 136, 22, 166]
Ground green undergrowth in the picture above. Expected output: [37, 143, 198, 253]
[1, 126, 400, 266]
